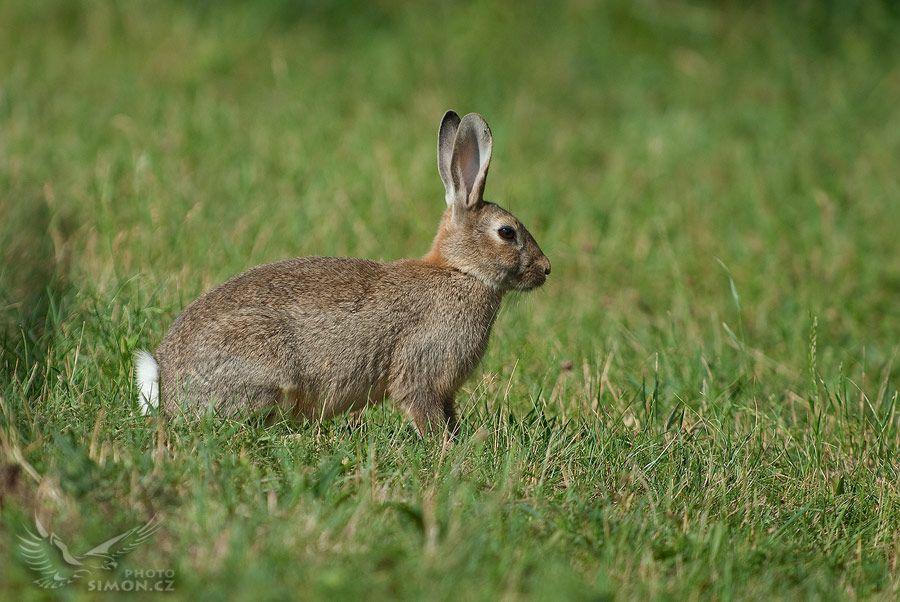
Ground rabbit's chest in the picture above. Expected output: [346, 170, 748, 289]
[389, 297, 500, 393]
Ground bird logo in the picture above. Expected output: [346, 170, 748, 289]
[17, 515, 161, 589]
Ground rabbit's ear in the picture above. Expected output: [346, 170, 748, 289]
[449, 113, 493, 210]
[437, 110, 461, 204]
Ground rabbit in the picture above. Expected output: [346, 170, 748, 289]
[134, 110, 550, 436]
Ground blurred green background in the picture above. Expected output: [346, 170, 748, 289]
[1, 1, 898, 600]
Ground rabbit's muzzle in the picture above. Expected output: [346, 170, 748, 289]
[516, 255, 551, 291]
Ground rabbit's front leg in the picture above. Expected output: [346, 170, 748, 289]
[398, 393, 456, 438]
[442, 397, 459, 438]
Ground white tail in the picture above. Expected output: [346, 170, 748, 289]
[134, 350, 159, 414]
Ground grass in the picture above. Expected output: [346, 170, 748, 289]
[1, 1, 898, 599]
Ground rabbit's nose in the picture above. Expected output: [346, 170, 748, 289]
[543, 259, 551, 275]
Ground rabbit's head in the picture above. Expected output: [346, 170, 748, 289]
[427, 111, 550, 292]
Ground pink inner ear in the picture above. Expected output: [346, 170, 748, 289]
[458, 144, 481, 196]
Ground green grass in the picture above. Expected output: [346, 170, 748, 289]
[1, 1, 898, 599]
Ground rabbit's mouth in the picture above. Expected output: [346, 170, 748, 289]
[511, 255, 550, 291]
[514, 271, 547, 291]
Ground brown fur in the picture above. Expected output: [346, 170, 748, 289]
[148, 111, 550, 435]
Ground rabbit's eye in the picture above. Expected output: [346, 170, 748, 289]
[497, 226, 516, 241]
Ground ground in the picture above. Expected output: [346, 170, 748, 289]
[1, 1, 898, 599]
